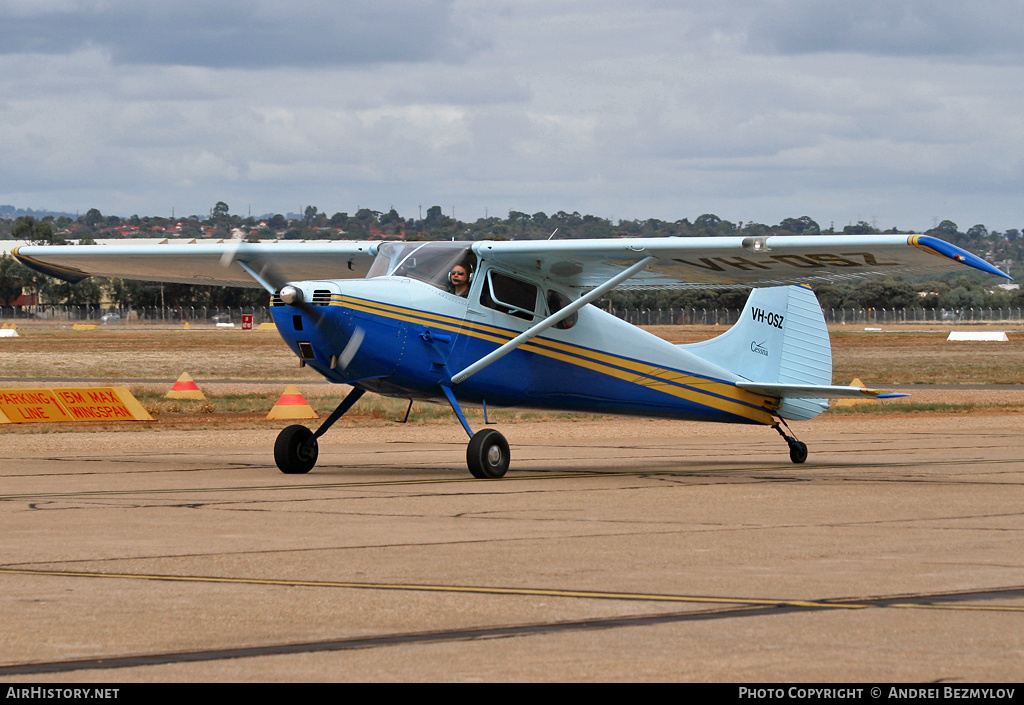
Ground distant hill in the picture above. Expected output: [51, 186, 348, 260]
[0, 205, 78, 220]
[2, 205, 303, 222]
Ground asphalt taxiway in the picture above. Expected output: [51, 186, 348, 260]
[1, 415, 1022, 681]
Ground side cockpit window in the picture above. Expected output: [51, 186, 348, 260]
[481, 271, 538, 321]
[546, 289, 578, 330]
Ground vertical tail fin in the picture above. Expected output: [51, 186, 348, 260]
[680, 285, 831, 420]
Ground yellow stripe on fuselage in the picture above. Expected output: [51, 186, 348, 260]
[331, 295, 776, 424]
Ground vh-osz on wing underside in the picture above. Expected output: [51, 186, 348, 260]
[13, 234, 1010, 478]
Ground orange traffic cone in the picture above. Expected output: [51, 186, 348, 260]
[165, 372, 207, 400]
[266, 384, 318, 420]
[835, 377, 872, 407]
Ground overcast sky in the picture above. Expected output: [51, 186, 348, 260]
[2, 0, 1023, 232]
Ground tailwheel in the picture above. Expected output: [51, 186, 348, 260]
[467, 428, 510, 479]
[275, 424, 319, 474]
[773, 421, 808, 464]
[788, 439, 808, 464]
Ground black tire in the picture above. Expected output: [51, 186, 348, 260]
[466, 428, 510, 479]
[275, 424, 318, 474]
[789, 440, 808, 464]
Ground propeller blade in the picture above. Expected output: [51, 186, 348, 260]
[338, 326, 365, 369]
[220, 247, 324, 326]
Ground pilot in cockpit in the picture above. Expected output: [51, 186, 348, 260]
[449, 263, 471, 297]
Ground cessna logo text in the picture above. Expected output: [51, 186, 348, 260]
[751, 307, 784, 329]
[751, 341, 769, 356]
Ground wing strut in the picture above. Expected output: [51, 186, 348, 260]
[450, 255, 656, 384]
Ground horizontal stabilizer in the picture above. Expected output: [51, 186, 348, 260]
[737, 382, 908, 399]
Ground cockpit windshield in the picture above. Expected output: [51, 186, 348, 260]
[367, 242, 477, 293]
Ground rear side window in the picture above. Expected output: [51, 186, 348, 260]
[481, 271, 538, 321]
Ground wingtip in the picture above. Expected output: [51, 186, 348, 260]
[910, 235, 1012, 280]
[11, 247, 92, 284]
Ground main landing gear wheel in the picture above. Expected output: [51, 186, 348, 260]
[275, 424, 319, 474]
[788, 440, 808, 464]
[467, 428, 510, 479]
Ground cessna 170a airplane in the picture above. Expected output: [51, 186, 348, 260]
[14, 234, 1010, 478]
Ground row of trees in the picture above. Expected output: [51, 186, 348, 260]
[3, 203, 1022, 250]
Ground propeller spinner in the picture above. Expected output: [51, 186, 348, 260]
[221, 247, 364, 370]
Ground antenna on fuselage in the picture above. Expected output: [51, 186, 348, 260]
[548, 228, 558, 240]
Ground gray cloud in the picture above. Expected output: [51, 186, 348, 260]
[743, 0, 1024, 61]
[0, 0, 477, 68]
[2, 1, 1023, 231]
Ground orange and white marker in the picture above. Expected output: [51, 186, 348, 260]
[266, 384, 318, 420]
[165, 372, 206, 400]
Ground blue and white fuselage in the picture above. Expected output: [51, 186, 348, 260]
[272, 275, 780, 427]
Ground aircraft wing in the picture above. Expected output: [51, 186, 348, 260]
[13, 234, 1009, 291]
[12, 242, 379, 288]
[473, 235, 1011, 289]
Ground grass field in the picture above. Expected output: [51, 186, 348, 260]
[2, 322, 1022, 431]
